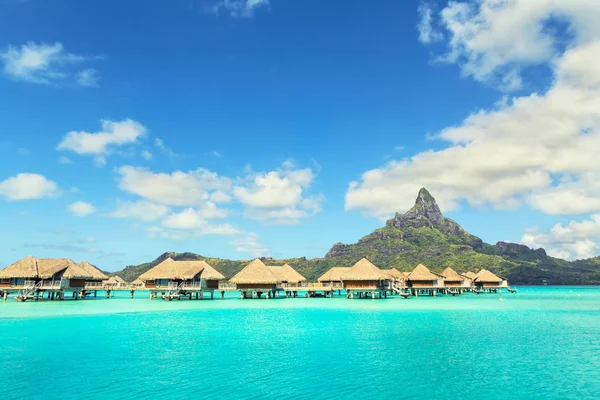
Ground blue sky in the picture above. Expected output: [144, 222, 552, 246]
[1, 0, 600, 271]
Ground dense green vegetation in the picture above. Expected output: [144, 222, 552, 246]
[113, 188, 600, 285]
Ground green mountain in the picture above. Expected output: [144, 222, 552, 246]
[113, 188, 600, 285]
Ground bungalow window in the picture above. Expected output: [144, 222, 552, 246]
[15, 278, 25, 286]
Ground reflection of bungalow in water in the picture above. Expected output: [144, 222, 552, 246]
[406, 264, 445, 296]
[473, 269, 508, 292]
[230, 259, 280, 299]
[341, 258, 389, 299]
[0, 256, 93, 301]
[441, 267, 471, 293]
[269, 264, 306, 298]
[103, 275, 128, 289]
[139, 258, 225, 300]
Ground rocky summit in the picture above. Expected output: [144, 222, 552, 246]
[113, 188, 600, 285]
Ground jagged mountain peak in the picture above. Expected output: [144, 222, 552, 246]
[386, 187, 447, 230]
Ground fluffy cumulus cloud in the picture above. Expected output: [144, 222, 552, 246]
[426, 0, 600, 91]
[0, 173, 59, 200]
[0, 41, 99, 86]
[161, 204, 229, 229]
[116, 166, 232, 207]
[347, 2, 600, 221]
[234, 164, 323, 224]
[229, 233, 271, 257]
[522, 215, 600, 260]
[207, 0, 269, 18]
[57, 120, 146, 162]
[68, 201, 96, 217]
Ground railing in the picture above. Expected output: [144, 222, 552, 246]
[84, 282, 104, 289]
[219, 283, 237, 291]
[181, 281, 206, 290]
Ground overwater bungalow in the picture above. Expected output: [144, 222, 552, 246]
[382, 268, 405, 281]
[406, 264, 445, 296]
[473, 269, 508, 292]
[229, 259, 280, 299]
[103, 275, 128, 289]
[139, 258, 225, 300]
[441, 267, 471, 294]
[269, 264, 306, 297]
[317, 267, 350, 289]
[130, 278, 145, 289]
[462, 271, 477, 280]
[340, 258, 389, 299]
[0, 256, 93, 301]
[78, 261, 108, 294]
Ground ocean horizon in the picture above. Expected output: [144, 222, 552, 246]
[1, 286, 599, 399]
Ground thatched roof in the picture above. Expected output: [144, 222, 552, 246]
[473, 269, 503, 283]
[105, 275, 127, 285]
[407, 264, 441, 281]
[341, 258, 388, 281]
[382, 268, 405, 280]
[131, 278, 144, 285]
[441, 267, 464, 282]
[318, 267, 350, 282]
[138, 258, 224, 281]
[462, 271, 476, 279]
[0, 256, 91, 279]
[230, 259, 280, 284]
[198, 263, 225, 280]
[268, 264, 306, 283]
[78, 261, 108, 280]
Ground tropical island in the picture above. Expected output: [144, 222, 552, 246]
[114, 189, 600, 285]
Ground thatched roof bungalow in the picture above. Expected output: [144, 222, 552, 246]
[103, 275, 128, 288]
[382, 268, 405, 281]
[340, 258, 389, 296]
[131, 278, 145, 289]
[0, 256, 93, 297]
[230, 259, 280, 298]
[138, 258, 225, 290]
[462, 271, 477, 279]
[473, 269, 507, 288]
[268, 264, 306, 284]
[318, 267, 350, 288]
[78, 261, 108, 289]
[406, 264, 444, 288]
[441, 267, 470, 288]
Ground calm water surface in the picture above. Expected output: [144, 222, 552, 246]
[1, 286, 599, 399]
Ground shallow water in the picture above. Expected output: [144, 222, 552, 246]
[1, 286, 599, 399]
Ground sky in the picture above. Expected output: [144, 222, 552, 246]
[1, 0, 600, 271]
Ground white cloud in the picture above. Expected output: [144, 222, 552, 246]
[161, 204, 229, 230]
[417, 2, 443, 44]
[0, 41, 98, 86]
[58, 156, 73, 164]
[0, 173, 59, 200]
[68, 201, 96, 217]
[77, 68, 99, 87]
[117, 166, 232, 207]
[148, 222, 240, 240]
[426, 0, 600, 90]
[141, 150, 152, 161]
[57, 119, 146, 157]
[234, 164, 323, 224]
[521, 215, 600, 260]
[347, 6, 600, 219]
[208, 0, 269, 18]
[109, 200, 170, 222]
[155, 137, 181, 158]
[229, 233, 270, 257]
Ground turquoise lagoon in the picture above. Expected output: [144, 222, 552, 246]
[1, 286, 599, 399]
